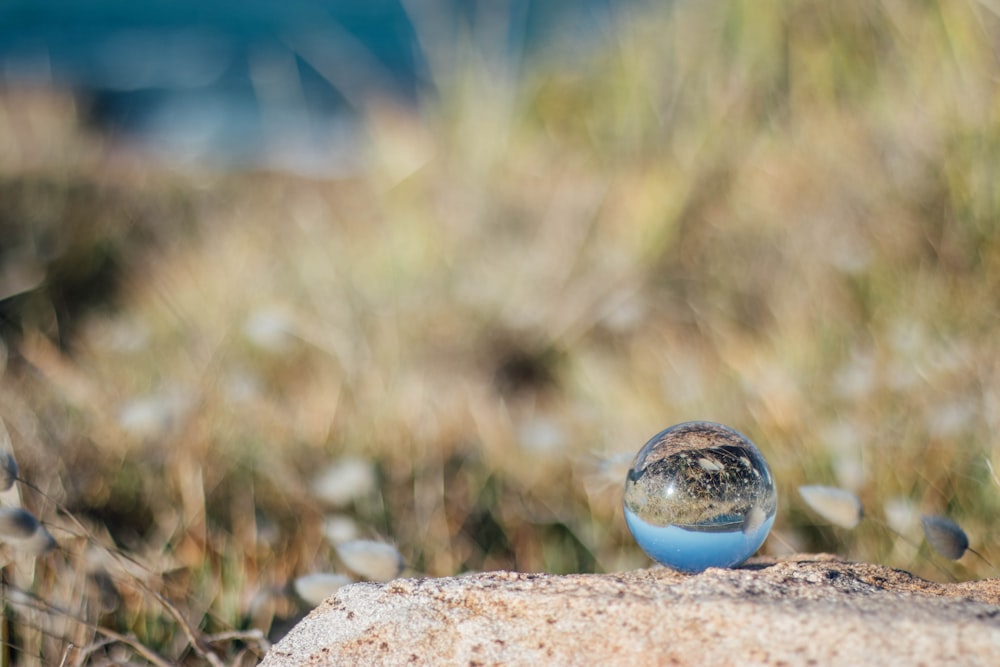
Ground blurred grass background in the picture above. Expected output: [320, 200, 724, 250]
[3, 0, 1000, 663]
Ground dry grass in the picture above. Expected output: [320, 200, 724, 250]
[2, 0, 1000, 662]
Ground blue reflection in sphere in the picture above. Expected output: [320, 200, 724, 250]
[623, 421, 777, 572]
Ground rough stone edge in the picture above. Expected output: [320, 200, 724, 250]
[262, 554, 1000, 666]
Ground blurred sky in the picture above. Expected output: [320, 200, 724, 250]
[0, 0, 638, 174]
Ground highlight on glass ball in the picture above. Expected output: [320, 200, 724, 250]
[623, 421, 777, 573]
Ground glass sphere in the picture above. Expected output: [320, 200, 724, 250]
[623, 421, 777, 572]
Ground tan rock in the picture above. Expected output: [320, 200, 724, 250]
[261, 554, 1000, 666]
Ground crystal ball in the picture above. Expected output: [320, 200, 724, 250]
[623, 421, 777, 572]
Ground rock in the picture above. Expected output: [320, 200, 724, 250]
[261, 554, 1000, 666]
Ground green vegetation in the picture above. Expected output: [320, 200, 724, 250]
[2, 0, 1000, 663]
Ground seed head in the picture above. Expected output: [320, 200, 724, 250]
[322, 514, 359, 546]
[0, 450, 18, 492]
[18, 525, 58, 555]
[0, 417, 18, 491]
[798, 485, 864, 529]
[336, 539, 404, 582]
[293, 572, 353, 607]
[921, 514, 969, 560]
[0, 507, 39, 539]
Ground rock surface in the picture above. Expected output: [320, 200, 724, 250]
[261, 554, 1000, 666]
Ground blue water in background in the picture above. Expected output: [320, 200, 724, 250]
[0, 0, 638, 174]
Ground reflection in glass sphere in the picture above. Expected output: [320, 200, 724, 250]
[623, 421, 777, 572]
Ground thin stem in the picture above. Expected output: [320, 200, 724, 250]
[968, 547, 996, 571]
[1, 583, 173, 667]
[865, 516, 957, 582]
